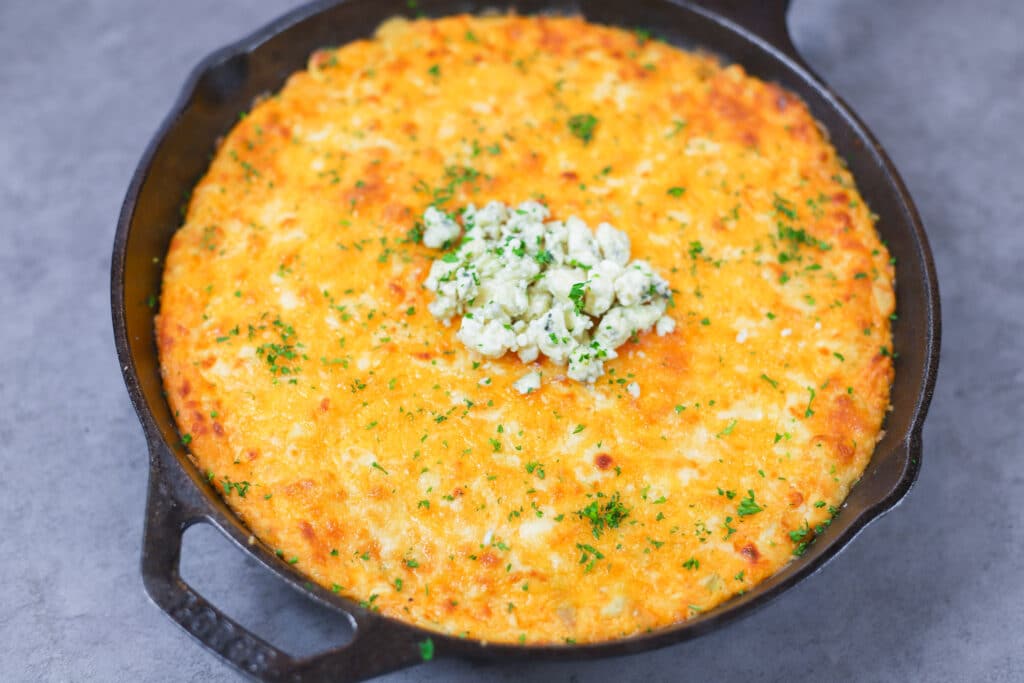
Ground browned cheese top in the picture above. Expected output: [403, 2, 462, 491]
[157, 14, 895, 644]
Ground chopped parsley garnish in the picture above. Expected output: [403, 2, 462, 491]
[773, 193, 798, 221]
[665, 118, 687, 138]
[568, 113, 599, 144]
[737, 489, 763, 517]
[723, 517, 737, 539]
[576, 543, 605, 572]
[568, 281, 588, 314]
[255, 317, 304, 380]
[790, 521, 811, 556]
[576, 492, 630, 539]
[789, 522, 811, 544]
[418, 638, 434, 661]
[773, 193, 831, 265]
[716, 419, 737, 438]
[221, 477, 250, 498]
[524, 461, 546, 479]
[416, 164, 481, 207]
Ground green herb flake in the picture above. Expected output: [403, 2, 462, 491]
[576, 542, 605, 572]
[576, 492, 630, 539]
[568, 281, 588, 314]
[221, 477, 251, 498]
[568, 113, 599, 144]
[524, 461, 546, 480]
[805, 386, 817, 418]
[716, 419, 737, 438]
[737, 489, 763, 517]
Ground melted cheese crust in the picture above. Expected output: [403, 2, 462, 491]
[157, 15, 895, 644]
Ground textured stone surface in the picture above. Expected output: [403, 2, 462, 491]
[1, 0, 1021, 680]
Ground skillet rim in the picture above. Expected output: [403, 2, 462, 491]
[111, 0, 941, 676]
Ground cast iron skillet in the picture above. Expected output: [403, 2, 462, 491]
[112, 0, 940, 680]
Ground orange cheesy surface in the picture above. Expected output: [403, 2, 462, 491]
[157, 14, 895, 644]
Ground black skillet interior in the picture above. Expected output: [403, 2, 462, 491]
[112, 0, 939, 680]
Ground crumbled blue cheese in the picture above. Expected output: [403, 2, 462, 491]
[422, 201, 676, 384]
[421, 206, 462, 249]
[512, 370, 543, 394]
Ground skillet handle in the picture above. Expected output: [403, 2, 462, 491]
[692, 0, 807, 68]
[141, 442, 426, 682]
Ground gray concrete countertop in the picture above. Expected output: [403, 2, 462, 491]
[2, 0, 1021, 680]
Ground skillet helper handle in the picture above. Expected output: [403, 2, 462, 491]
[692, 0, 807, 67]
[140, 443, 424, 682]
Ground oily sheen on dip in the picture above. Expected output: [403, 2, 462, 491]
[157, 14, 896, 644]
